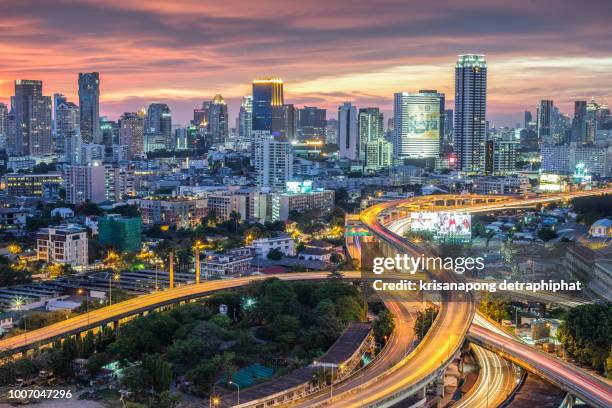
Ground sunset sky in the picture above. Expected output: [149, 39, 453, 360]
[1, 0, 611, 126]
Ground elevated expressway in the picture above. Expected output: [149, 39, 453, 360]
[353, 190, 612, 408]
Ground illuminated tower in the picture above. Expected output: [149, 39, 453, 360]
[454, 54, 487, 173]
[209, 94, 229, 144]
[252, 78, 284, 137]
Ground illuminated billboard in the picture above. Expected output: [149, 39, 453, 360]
[409, 211, 471, 242]
[394, 92, 441, 159]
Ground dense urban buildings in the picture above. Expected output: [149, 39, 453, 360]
[454, 54, 487, 172]
[10, 80, 52, 157]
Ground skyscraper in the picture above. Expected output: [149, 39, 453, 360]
[56, 100, 80, 163]
[283, 104, 297, 141]
[358, 108, 384, 162]
[252, 78, 284, 137]
[238, 96, 253, 140]
[78, 72, 101, 143]
[393, 91, 443, 162]
[454, 54, 487, 172]
[0, 103, 7, 148]
[119, 112, 144, 158]
[11, 80, 52, 157]
[208, 94, 229, 144]
[524, 111, 533, 128]
[145, 103, 172, 149]
[297, 106, 327, 141]
[338, 102, 358, 161]
[326, 118, 338, 144]
[536, 100, 553, 145]
[570, 100, 587, 144]
[443, 109, 454, 152]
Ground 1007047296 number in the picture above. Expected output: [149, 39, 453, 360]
[7, 389, 72, 399]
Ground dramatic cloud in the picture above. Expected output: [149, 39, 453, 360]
[0, 0, 611, 125]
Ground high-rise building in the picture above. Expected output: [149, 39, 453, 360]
[193, 101, 210, 128]
[365, 139, 393, 170]
[253, 134, 293, 189]
[209, 94, 229, 144]
[283, 104, 297, 141]
[536, 100, 554, 145]
[145, 103, 172, 149]
[326, 118, 338, 144]
[485, 139, 518, 174]
[0, 103, 8, 148]
[297, 106, 327, 141]
[393, 91, 442, 162]
[52, 93, 67, 150]
[252, 78, 284, 137]
[338, 102, 358, 160]
[454, 54, 487, 172]
[78, 72, 101, 143]
[358, 107, 384, 162]
[100, 117, 120, 147]
[64, 161, 106, 204]
[571, 101, 587, 144]
[119, 112, 144, 158]
[442, 109, 454, 151]
[524, 111, 533, 128]
[56, 100, 81, 164]
[238, 96, 253, 140]
[11, 80, 52, 156]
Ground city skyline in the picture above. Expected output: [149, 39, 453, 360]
[1, 0, 611, 126]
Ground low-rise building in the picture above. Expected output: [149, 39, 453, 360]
[472, 176, 530, 195]
[252, 234, 295, 258]
[271, 181, 334, 221]
[3, 173, 63, 197]
[98, 214, 142, 252]
[588, 219, 612, 239]
[136, 196, 208, 228]
[201, 251, 253, 277]
[36, 225, 88, 266]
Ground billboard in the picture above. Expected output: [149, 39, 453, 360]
[409, 212, 471, 242]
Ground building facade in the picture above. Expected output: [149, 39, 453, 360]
[78, 72, 101, 143]
[393, 92, 442, 162]
[36, 225, 88, 266]
[454, 55, 487, 172]
[338, 102, 358, 161]
[98, 214, 142, 252]
[137, 197, 208, 228]
[252, 78, 285, 137]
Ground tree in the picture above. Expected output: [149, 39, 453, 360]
[414, 307, 438, 340]
[121, 365, 152, 395]
[373, 309, 395, 343]
[86, 352, 110, 378]
[142, 355, 172, 394]
[478, 293, 511, 323]
[267, 248, 283, 260]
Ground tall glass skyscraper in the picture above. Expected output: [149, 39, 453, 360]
[252, 78, 284, 137]
[393, 92, 443, 162]
[209, 94, 229, 144]
[145, 103, 172, 150]
[454, 54, 487, 172]
[358, 107, 384, 162]
[297, 106, 327, 141]
[78, 72, 101, 143]
[12, 80, 52, 156]
[238, 96, 253, 140]
[536, 100, 553, 146]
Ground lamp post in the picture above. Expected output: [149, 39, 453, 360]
[193, 240, 205, 285]
[78, 288, 90, 325]
[109, 273, 120, 305]
[229, 381, 240, 405]
[209, 396, 220, 408]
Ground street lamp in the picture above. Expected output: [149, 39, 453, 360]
[78, 288, 90, 325]
[229, 381, 240, 405]
[193, 240, 206, 285]
[109, 273, 120, 305]
[210, 396, 220, 408]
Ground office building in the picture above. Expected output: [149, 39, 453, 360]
[571, 101, 587, 144]
[252, 78, 284, 137]
[100, 117, 119, 147]
[0, 103, 7, 148]
[55, 100, 80, 162]
[3, 173, 63, 197]
[137, 196, 208, 228]
[78, 72, 101, 143]
[365, 139, 393, 170]
[297, 106, 327, 141]
[326, 118, 338, 144]
[36, 225, 88, 267]
[201, 250, 253, 277]
[271, 181, 335, 221]
[63, 161, 106, 204]
[393, 91, 442, 162]
[442, 109, 453, 151]
[536, 100, 554, 145]
[209, 94, 229, 144]
[541, 143, 612, 177]
[119, 112, 144, 158]
[98, 214, 142, 252]
[238, 96, 253, 140]
[207, 192, 248, 222]
[11, 80, 52, 156]
[145, 103, 172, 150]
[358, 108, 384, 162]
[472, 176, 530, 195]
[454, 54, 487, 172]
[524, 111, 533, 128]
[253, 134, 293, 189]
[338, 102, 358, 160]
[485, 139, 518, 174]
[283, 104, 297, 141]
